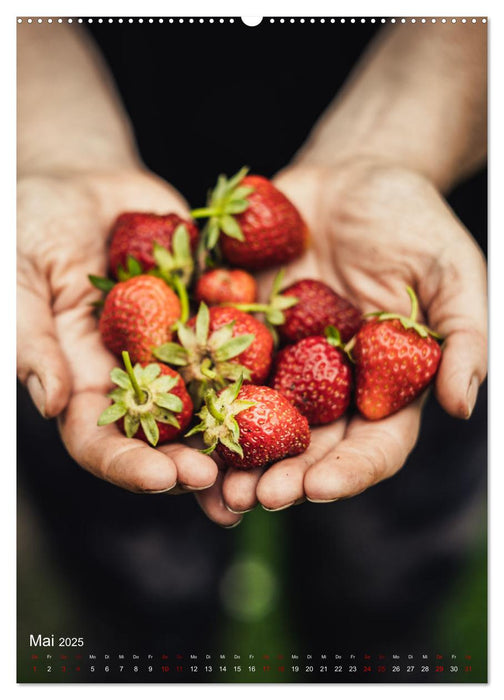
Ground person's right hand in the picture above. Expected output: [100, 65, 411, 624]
[17, 167, 242, 528]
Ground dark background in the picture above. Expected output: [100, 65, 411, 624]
[17, 18, 487, 683]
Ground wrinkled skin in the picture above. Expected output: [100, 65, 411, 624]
[17, 167, 239, 527]
[218, 159, 487, 514]
[17, 159, 487, 525]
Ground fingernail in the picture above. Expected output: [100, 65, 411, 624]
[180, 481, 216, 491]
[145, 482, 178, 494]
[223, 518, 243, 529]
[225, 505, 255, 514]
[26, 374, 47, 418]
[466, 375, 479, 418]
[262, 501, 295, 512]
[306, 497, 339, 504]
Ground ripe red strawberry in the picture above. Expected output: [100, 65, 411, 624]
[353, 287, 442, 420]
[187, 305, 274, 385]
[278, 279, 362, 344]
[195, 268, 257, 306]
[270, 328, 352, 425]
[154, 303, 273, 407]
[99, 275, 181, 363]
[108, 212, 199, 281]
[98, 351, 193, 446]
[191, 167, 308, 270]
[233, 272, 362, 347]
[187, 378, 310, 470]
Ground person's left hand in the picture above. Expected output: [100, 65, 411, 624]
[218, 159, 487, 514]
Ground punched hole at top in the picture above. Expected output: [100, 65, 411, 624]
[241, 16, 263, 27]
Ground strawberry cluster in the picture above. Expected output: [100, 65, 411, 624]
[90, 167, 443, 474]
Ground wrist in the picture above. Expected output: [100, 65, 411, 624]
[293, 24, 487, 194]
[18, 129, 140, 180]
[295, 129, 454, 193]
[277, 154, 428, 196]
[293, 93, 486, 194]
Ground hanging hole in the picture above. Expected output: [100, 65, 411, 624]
[241, 16, 263, 27]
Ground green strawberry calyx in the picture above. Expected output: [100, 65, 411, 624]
[363, 286, 443, 340]
[323, 325, 357, 363]
[88, 274, 116, 293]
[88, 258, 140, 306]
[88, 225, 193, 323]
[227, 269, 298, 344]
[190, 166, 255, 251]
[149, 224, 195, 288]
[185, 375, 255, 456]
[324, 325, 344, 347]
[115, 254, 144, 282]
[97, 350, 184, 447]
[153, 302, 255, 408]
[113, 225, 194, 286]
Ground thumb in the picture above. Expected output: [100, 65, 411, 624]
[422, 234, 487, 420]
[17, 283, 72, 418]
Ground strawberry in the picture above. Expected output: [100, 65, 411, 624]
[195, 268, 257, 306]
[270, 327, 352, 425]
[153, 303, 273, 407]
[191, 167, 308, 270]
[232, 271, 362, 346]
[98, 351, 193, 446]
[187, 377, 310, 470]
[277, 279, 362, 344]
[99, 275, 181, 364]
[352, 286, 442, 420]
[108, 212, 199, 283]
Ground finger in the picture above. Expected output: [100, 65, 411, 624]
[303, 400, 423, 502]
[222, 467, 263, 514]
[420, 230, 487, 419]
[158, 443, 218, 491]
[256, 420, 347, 511]
[195, 471, 243, 528]
[59, 391, 179, 493]
[17, 284, 72, 417]
[435, 329, 487, 419]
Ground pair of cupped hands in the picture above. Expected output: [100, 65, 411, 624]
[17, 157, 487, 527]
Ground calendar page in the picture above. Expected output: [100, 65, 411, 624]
[16, 14, 488, 684]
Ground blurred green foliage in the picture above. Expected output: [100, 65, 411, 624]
[18, 497, 487, 683]
[217, 504, 487, 683]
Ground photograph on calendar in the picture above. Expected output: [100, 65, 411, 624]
[17, 15, 488, 683]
